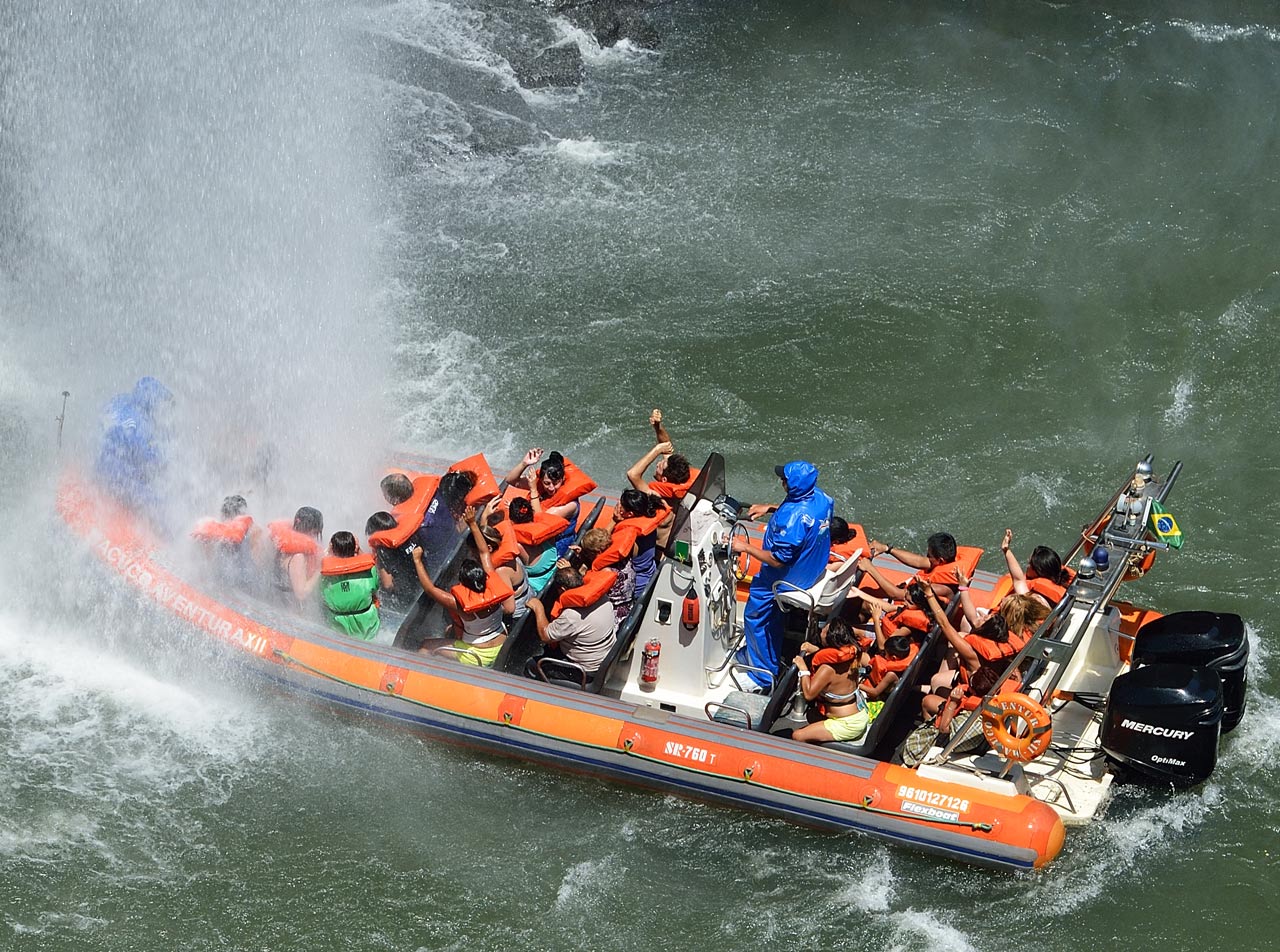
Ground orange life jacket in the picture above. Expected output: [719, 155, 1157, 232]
[450, 572, 516, 615]
[191, 514, 253, 546]
[956, 668, 1023, 711]
[918, 545, 984, 588]
[550, 568, 618, 619]
[810, 645, 858, 668]
[511, 511, 570, 547]
[368, 474, 441, 549]
[268, 521, 320, 575]
[449, 453, 501, 508]
[591, 508, 667, 571]
[488, 518, 522, 568]
[862, 643, 919, 689]
[320, 552, 378, 577]
[1026, 574, 1070, 606]
[536, 457, 598, 511]
[648, 467, 701, 501]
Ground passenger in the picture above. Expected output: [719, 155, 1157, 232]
[953, 566, 1050, 643]
[859, 532, 962, 604]
[828, 516, 862, 563]
[525, 566, 619, 678]
[265, 506, 323, 608]
[504, 448, 597, 558]
[1000, 529, 1073, 607]
[626, 409, 700, 502]
[479, 523, 532, 622]
[364, 510, 419, 612]
[507, 497, 564, 597]
[96, 376, 172, 512]
[378, 471, 472, 576]
[318, 531, 380, 641]
[591, 488, 664, 594]
[418, 470, 477, 569]
[410, 506, 515, 667]
[191, 494, 260, 588]
[919, 582, 1022, 721]
[859, 634, 918, 701]
[792, 619, 869, 745]
[731, 461, 834, 690]
[574, 527, 635, 626]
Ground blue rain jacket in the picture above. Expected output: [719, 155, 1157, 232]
[757, 460, 833, 590]
[96, 377, 171, 505]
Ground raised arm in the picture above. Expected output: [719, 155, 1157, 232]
[868, 539, 931, 571]
[504, 448, 543, 488]
[793, 655, 838, 702]
[923, 584, 979, 672]
[410, 546, 457, 611]
[856, 557, 909, 601]
[650, 408, 672, 445]
[955, 567, 980, 629]
[1002, 528, 1031, 594]
[626, 440, 674, 492]
[465, 507, 495, 575]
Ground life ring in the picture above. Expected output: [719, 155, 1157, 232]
[980, 692, 1053, 763]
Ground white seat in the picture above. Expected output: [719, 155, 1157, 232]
[772, 548, 863, 618]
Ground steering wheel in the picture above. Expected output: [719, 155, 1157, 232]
[726, 521, 752, 584]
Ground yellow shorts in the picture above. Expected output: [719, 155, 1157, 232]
[825, 710, 870, 742]
[454, 639, 501, 667]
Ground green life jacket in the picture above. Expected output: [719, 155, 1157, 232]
[319, 555, 381, 641]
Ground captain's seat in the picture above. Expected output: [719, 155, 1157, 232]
[771, 549, 863, 640]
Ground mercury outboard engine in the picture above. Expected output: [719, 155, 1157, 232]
[1101, 664, 1223, 786]
[1128, 611, 1248, 733]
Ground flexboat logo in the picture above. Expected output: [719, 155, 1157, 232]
[1120, 718, 1194, 741]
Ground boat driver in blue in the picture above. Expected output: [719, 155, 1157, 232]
[732, 460, 833, 690]
[96, 376, 173, 513]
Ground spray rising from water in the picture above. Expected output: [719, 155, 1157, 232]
[0, 0, 389, 529]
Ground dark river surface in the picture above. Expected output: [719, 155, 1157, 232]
[2, 1, 1278, 948]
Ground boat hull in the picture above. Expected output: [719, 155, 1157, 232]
[58, 474, 1064, 871]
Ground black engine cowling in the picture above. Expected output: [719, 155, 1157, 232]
[1100, 662, 1223, 786]
[1131, 611, 1248, 733]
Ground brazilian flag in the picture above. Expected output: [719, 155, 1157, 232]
[1149, 500, 1184, 550]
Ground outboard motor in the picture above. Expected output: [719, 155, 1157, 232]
[1130, 611, 1248, 733]
[1100, 663, 1223, 786]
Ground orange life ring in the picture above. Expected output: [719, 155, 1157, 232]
[980, 692, 1053, 763]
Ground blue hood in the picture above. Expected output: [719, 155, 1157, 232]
[132, 376, 172, 410]
[780, 460, 818, 501]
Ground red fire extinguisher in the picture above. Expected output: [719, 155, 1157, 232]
[640, 638, 661, 689]
[681, 585, 700, 631]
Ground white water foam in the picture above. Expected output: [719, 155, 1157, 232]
[1169, 20, 1280, 44]
[550, 18, 660, 68]
[0, 610, 267, 867]
[1162, 375, 1195, 426]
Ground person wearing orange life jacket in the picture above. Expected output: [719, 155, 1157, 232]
[479, 522, 532, 622]
[999, 528, 1073, 608]
[378, 471, 474, 578]
[827, 516, 865, 564]
[859, 531, 962, 604]
[626, 410, 700, 547]
[857, 531, 966, 635]
[951, 564, 1050, 645]
[505, 496, 567, 597]
[265, 506, 323, 607]
[318, 531, 380, 640]
[571, 527, 635, 626]
[410, 506, 515, 667]
[504, 448, 597, 558]
[591, 488, 665, 595]
[190, 494, 260, 589]
[525, 565, 618, 677]
[859, 634, 919, 701]
[919, 582, 1023, 721]
[791, 619, 870, 744]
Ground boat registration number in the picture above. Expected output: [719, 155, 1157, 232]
[663, 741, 717, 765]
[896, 785, 969, 814]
